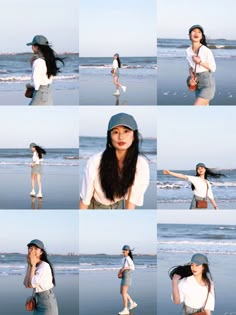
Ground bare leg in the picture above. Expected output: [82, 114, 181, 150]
[36, 174, 42, 193]
[194, 97, 209, 106]
[31, 174, 36, 190]
[114, 76, 122, 89]
[120, 286, 132, 309]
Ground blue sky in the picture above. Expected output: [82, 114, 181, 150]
[158, 210, 236, 225]
[158, 106, 236, 169]
[0, 107, 79, 148]
[0, 210, 78, 254]
[80, 0, 156, 57]
[158, 0, 236, 39]
[79, 107, 157, 138]
[79, 211, 157, 254]
[0, 0, 79, 53]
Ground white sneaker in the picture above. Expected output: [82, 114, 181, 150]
[30, 190, 36, 197]
[122, 86, 127, 93]
[118, 308, 129, 315]
[113, 91, 120, 96]
[36, 192, 43, 198]
[129, 301, 137, 310]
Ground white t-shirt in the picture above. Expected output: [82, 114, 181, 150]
[31, 261, 54, 293]
[121, 256, 135, 271]
[186, 175, 214, 199]
[30, 58, 53, 90]
[80, 152, 150, 206]
[178, 275, 215, 310]
[112, 59, 119, 70]
[32, 151, 43, 164]
[186, 45, 216, 73]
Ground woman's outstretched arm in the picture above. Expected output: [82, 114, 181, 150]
[163, 170, 188, 180]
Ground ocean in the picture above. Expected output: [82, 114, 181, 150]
[158, 38, 236, 59]
[157, 169, 236, 208]
[0, 253, 79, 276]
[0, 148, 79, 167]
[0, 53, 79, 91]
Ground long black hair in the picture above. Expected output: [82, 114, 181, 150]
[36, 44, 64, 77]
[114, 54, 121, 68]
[40, 249, 56, 286]
[169, 263, 212, 291]
[99, 129, 140, 201]
[191, 167, 225, 190]
[128, 250, 134, 261]
[35, 145, 47, 159]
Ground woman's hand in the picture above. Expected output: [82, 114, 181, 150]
[192, 55, 201, 64]
[28, 249, 38, 266]
[163, 170, 170, 175]
[172, 274, 181, 282]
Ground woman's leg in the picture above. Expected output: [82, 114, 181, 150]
[31, 174, 36, 191]
[194, 97, 209, 106]
[120, 285, 132, 309]
[36, 174, 42, 195]
[114, 76, 122, 89]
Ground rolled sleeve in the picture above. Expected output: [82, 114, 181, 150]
[31, 263, 51, 290]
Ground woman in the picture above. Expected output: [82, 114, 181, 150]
[30, 142, 46, 198]
[26, 35, 64, 105]
[163, 163, 225, 209]
[24, 239, 58, 315]
[80, 112, 150, 209]
[170, 253, 215, 315]
[186, 25, 216, 105]
[118, 245, 137, 315]
[112, 53, 127, 96]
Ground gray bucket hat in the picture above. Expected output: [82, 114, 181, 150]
[196, 162, 206, 169]
[27, 239, 45, 250]
[190, 253, 208, 265]
[29, 143, 37, 148]
[108, 113, 138, 131]
[122, 245, 131, 251]
[189, 24, 204, 34]
[27, 35, 49, 46]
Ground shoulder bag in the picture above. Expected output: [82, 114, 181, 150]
[185, 284, 210, 315]
[118, 258, 127, 279]
[187, 46, 201, 91]
[196, 181, 208, 209]
[25, 289, 36, 311]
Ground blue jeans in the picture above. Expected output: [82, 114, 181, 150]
[34, 290, 58, 315]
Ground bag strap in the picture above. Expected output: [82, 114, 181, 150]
[203, 283, 210, 310]
[205, 181, 209, 199]
[193, 45, 201, 77]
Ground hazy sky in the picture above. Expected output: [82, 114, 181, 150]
[157, 0, 236, 39]
[0, 0, 79, 53]
[79, 106, 157, 138]
[80, 0, 157, 57]
[158, 210, 236, 225]
[0, 107, 79, 148]
[0, 210, 78, 254]
[158, 106, 236, 169]
[79, 211, 157, 254]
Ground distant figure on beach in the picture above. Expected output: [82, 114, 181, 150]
[80, 112, 149, 209]
[118, 245, 137, 315]
[163, 163, 225, 209]
[187, 25, 216, 105]
[112, 53, 127, 96]
[26, 35, 64, 105]
[169, 253, 215, 315]
[24, 239, 58, 315]
[30, 143, 46, 198]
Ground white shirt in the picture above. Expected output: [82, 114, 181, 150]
[32, 151, 43, 165]
[112, 59, 119, 70]
[186, 175, 214, 199]
[121, 256, 135, 271]
[186, 45, 216, 73]
[31, 261, 54, 293]
[80, 152, 149, 206]
[30, 58, 53, 90]
[178, 275, 215, 310]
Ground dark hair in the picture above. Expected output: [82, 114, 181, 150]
[169, 263, 212, 291]
[40, 250, 56, 286]
[99, 129, 140, 201]
[191, 167, 225, 190]
[35, 44, 64, 77]
[35, 145, 47, 159]
[114, 54, 121, 68]
[128, 250, 134, 261]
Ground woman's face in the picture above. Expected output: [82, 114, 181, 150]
[28, 245, 43, 259]
[190, 28, 202, 42]
[110, 126, 134, 152]
[197, 166, 206, 176]
[122, 249, 129, 257]
[31, 146, 36, 152]
[32, 45, 39, 54]
[114, 54, 118, 59]
[191, 263, 205, 277]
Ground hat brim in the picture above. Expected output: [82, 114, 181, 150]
[110, 124, 136, 131]
[26, 42, 33, 46]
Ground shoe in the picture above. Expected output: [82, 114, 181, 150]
[118, 308, 129, 315]
[129, 301, 137, 310]
[113, 91, 120, 96]
[122, 86, 127, 93]
[30, 190, 36, 197]
[36, 192, 43, 198]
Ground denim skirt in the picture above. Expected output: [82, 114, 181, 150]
[29, 85, 53, 105]
[34, 290, 58, 315]
[121, 270, 133, 287]
[31, 164, 42, 175]
[88, 197, 123, 209]
[185, 304, 203, 315]
[195, 71, 215, 100]
[190, 195, 208, 209]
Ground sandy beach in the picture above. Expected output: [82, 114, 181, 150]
[79, 269, 156, 315]
[0, 165, 78, 209]
[0, 274, 78, 315]
[80, 70, 157, 105]
[157, 200, 236, 210]
[157, 58, 236, 105]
